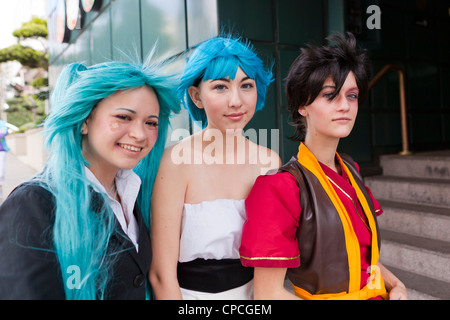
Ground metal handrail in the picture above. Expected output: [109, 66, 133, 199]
[369, 64, 411, 155]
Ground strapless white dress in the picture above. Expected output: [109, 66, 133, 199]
[178, 199, 253, 300]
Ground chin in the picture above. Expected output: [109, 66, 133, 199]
[118, 161, 140, 171]
[337, 128, 354, 138]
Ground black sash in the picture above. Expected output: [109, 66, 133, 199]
[177, 258, 253, 293]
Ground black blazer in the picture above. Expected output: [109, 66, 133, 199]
[0, 182, 152, 299]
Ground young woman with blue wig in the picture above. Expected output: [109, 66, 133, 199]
[0, 59, 180, 299]
[149, 36, 281, 299]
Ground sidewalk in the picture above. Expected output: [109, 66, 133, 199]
[1, 152, 39, 204]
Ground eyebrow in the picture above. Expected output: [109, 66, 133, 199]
[115, 107, 159, 119]
[210, 76, 253, 83]
[321, 85, 359, 91]
[115, 107, 136, 114]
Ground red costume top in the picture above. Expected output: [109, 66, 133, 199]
[240, 156, 383, 292]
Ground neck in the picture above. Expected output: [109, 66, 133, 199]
[87, 164, 118, 195]
[304, 135, 340, 172]
[201, 128, 248, 163]
[82, 142, 118, 193]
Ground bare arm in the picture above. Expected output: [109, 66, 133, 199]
[253, 267, 300, 300]
[378, 262, 408, 300]
[149, 147, 186, 300]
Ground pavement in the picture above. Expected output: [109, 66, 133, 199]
[1, 152, 39, 204]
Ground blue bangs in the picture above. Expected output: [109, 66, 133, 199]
[203, 55, 240, 82]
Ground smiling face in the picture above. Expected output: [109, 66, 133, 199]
[299, 72, 359, 144]
[81, 85, 160, 180]
[188, 67, 257, 132]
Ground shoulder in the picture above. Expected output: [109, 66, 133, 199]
[0, 181, 56, 253]
[159, 133, 200, 169]
[249, 171, 299, 202]
[152, 140, 191, 197]
[1, 182, 55, 222]
[248, 140, 282, 174]
[256, 170, 298, 187]
[4, 182, 53, 208]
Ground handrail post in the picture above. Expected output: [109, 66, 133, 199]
[369, 65, 411, 156]
[397, 69, 411, 155]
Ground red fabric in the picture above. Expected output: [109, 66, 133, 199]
[239, 158, 383, 292]
[240, 172, 301, 268]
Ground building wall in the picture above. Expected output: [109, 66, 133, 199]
[216, 0, 326, 161]
[47, 0, 450, 166]
[367, 0, 450, 156]
[47, 0, 219, 147]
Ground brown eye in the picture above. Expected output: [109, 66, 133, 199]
[322, 92, 334, 99]
[146, 121, 158, 128]
[116, 115, 130, 120]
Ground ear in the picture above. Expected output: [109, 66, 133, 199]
[188, 86, 204, 109]
[298, 106, 307, 117]
[81, 119, 89, 135]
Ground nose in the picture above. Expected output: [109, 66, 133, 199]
[129, 121, 146, 141]
[228, 87, 243, 108]
[336, 94, 351, 112]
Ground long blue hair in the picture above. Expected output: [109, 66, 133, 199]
[41, 59, 179, 299]
[176, 36, 274, 128]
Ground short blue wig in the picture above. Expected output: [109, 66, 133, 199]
[41, 59, 180, 299]
[177, 36, 274, 128]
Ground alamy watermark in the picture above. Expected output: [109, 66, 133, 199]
[66, 265, 81, 290]
[366, 5, 381, 30]
[366, 264, 383, 289]
[169, 124, 280, 173]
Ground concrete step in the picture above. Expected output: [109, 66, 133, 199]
[382, 265, 450, 300]
[377, 200, 450, 242]
[365, 175, 450, 208]
[380, 150, 450, 180]
[380, 230, 450, 284]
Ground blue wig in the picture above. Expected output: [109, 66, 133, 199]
[177, 36, 274, 128]
[41, 59, 180, 299]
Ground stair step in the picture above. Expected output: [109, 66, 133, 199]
[380, 230, 450, 283]
[377, 200, 450, 242]
[380, 151, 450, 180]
[365, 175, 450, 208]
[382, 265, 450, 300]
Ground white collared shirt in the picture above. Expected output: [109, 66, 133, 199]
[84, 167, 141, 252]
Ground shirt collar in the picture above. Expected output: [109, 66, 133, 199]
[84, 166, 141, 204]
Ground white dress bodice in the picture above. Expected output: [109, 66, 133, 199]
[179, 198, 246, 263]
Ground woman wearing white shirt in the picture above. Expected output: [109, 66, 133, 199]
[0, 59, 179, 299]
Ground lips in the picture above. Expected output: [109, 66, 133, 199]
[118, 143, 143, 152]
[332, 117, 351, 122]
[225, 113, 244, 121]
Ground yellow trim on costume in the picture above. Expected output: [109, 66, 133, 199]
[240, 255, 300, 261]
[293, 282, 389, 300]
[295, 143, 388, 300]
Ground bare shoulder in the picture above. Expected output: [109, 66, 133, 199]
[152, 141, 190, 207]
[248, 140, 282, 174]
[159, 133, 196, 168]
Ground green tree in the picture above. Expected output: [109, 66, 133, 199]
[0, 17, 48, 130]
[0, 17, 48, 68]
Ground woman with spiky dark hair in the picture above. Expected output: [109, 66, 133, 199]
[240, 33, 407, 300]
